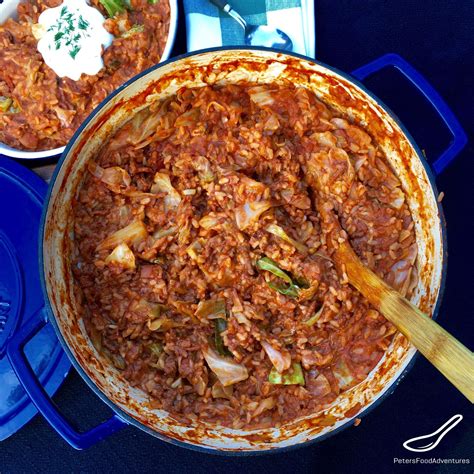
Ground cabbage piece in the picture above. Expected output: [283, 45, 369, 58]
[147, 317, 184, 332]
[175, 108, 200, 127]
[121, 24, 144, 38]
[211, 381, 233, 399]
[233, 311, 251, 327]
[193, 376, 207, 396]
[170, 377, 183, 389]
[97, 221, 148, 251]
[147, 318, 165, 331]
[106, 351, 126, 370]
[169, 300, 196, 318]
[177, 215, 191, 245]
[202, 347, 248, 386]
[297, 283, 319, 302]
[261, 340, 291, 373]
[52, 106, 76, 127]
[89, 325, 103, 352]
[195, 298, 226, 320]
[304, 304, 324, 326]
[266, 223, 308, 254]
[333, 358, 356, 390]
[104, 243, 136, 269]
[148, 342, 163, 357]
[235, 200, 272, 230]
[151, 172, 181, 211]
[214, 318, 231, 356]
[153, 226, 177, 240]
[252, 397, 276, 417]
[122, 189, 157, 199]
[88, 162, 131, 188]
[239, 175, 267, 194]
[0, 97, 13, 113]
[186, 239, 204, 261]
[256, 257, 301, 298]
[134, 299, 167, 319]
[129, 108, 163, 147]
[199, 214, 219, 229]
[268, 281, 300, 298]
[126, 101, 174, 149]
[136, 299, 174, 332]
[264, 113, 280, 132]
[249, 86, 275, 107]
[257, 257, 292, 284]
[269, 362, 305, 385]
[193, 156, 215, 183]
[306, 370, 332, 397]
[389, 187, 405, 210]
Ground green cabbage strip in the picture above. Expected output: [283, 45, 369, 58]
[99, 0, 130, 17]
[268, 362, 305, 385]
[214, 318, 231, 357]
[256, 257, 301, 298]
[195, 298, 226, 320]
[304, 304, 324, 326]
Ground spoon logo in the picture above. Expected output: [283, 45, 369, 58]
[403, 414, 463, 452]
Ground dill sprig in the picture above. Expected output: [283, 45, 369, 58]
[47, 6, 91, 59]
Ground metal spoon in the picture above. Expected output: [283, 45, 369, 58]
[210, 0, 293, 51]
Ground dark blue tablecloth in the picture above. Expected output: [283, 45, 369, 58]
[1, 1, 473, 472]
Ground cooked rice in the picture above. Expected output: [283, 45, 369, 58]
[71, 82, 417, 428]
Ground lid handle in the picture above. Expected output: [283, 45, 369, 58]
[351, 53, 467, 175]
[7, 309, 127, 450]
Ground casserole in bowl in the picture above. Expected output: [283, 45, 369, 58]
[0, 0, 178, 159]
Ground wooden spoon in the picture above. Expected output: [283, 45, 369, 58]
[334, 237, 474, 402]
[314, 196, 474, 402]
[306, 150, 474, 401]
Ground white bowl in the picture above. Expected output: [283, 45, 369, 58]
[0, 0, 178, 160]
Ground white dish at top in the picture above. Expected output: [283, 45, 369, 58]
[0, 0, 178, 160]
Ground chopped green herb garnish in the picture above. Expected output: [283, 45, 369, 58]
[78, 15, 90, 30]
[47, 5, 91, 61]
[70, 45, 81, 59]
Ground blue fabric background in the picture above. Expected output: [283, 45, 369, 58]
[1, 0, 473, 472]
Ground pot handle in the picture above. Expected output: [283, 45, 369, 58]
[351, 53, 467, 175]
[7, 309, 128, 450]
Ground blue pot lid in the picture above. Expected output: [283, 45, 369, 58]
[0, 157, 71, 441]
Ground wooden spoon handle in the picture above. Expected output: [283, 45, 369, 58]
[337, 241, 474, 402]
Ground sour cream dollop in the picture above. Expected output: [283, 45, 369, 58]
[33, 0, 113, 81]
